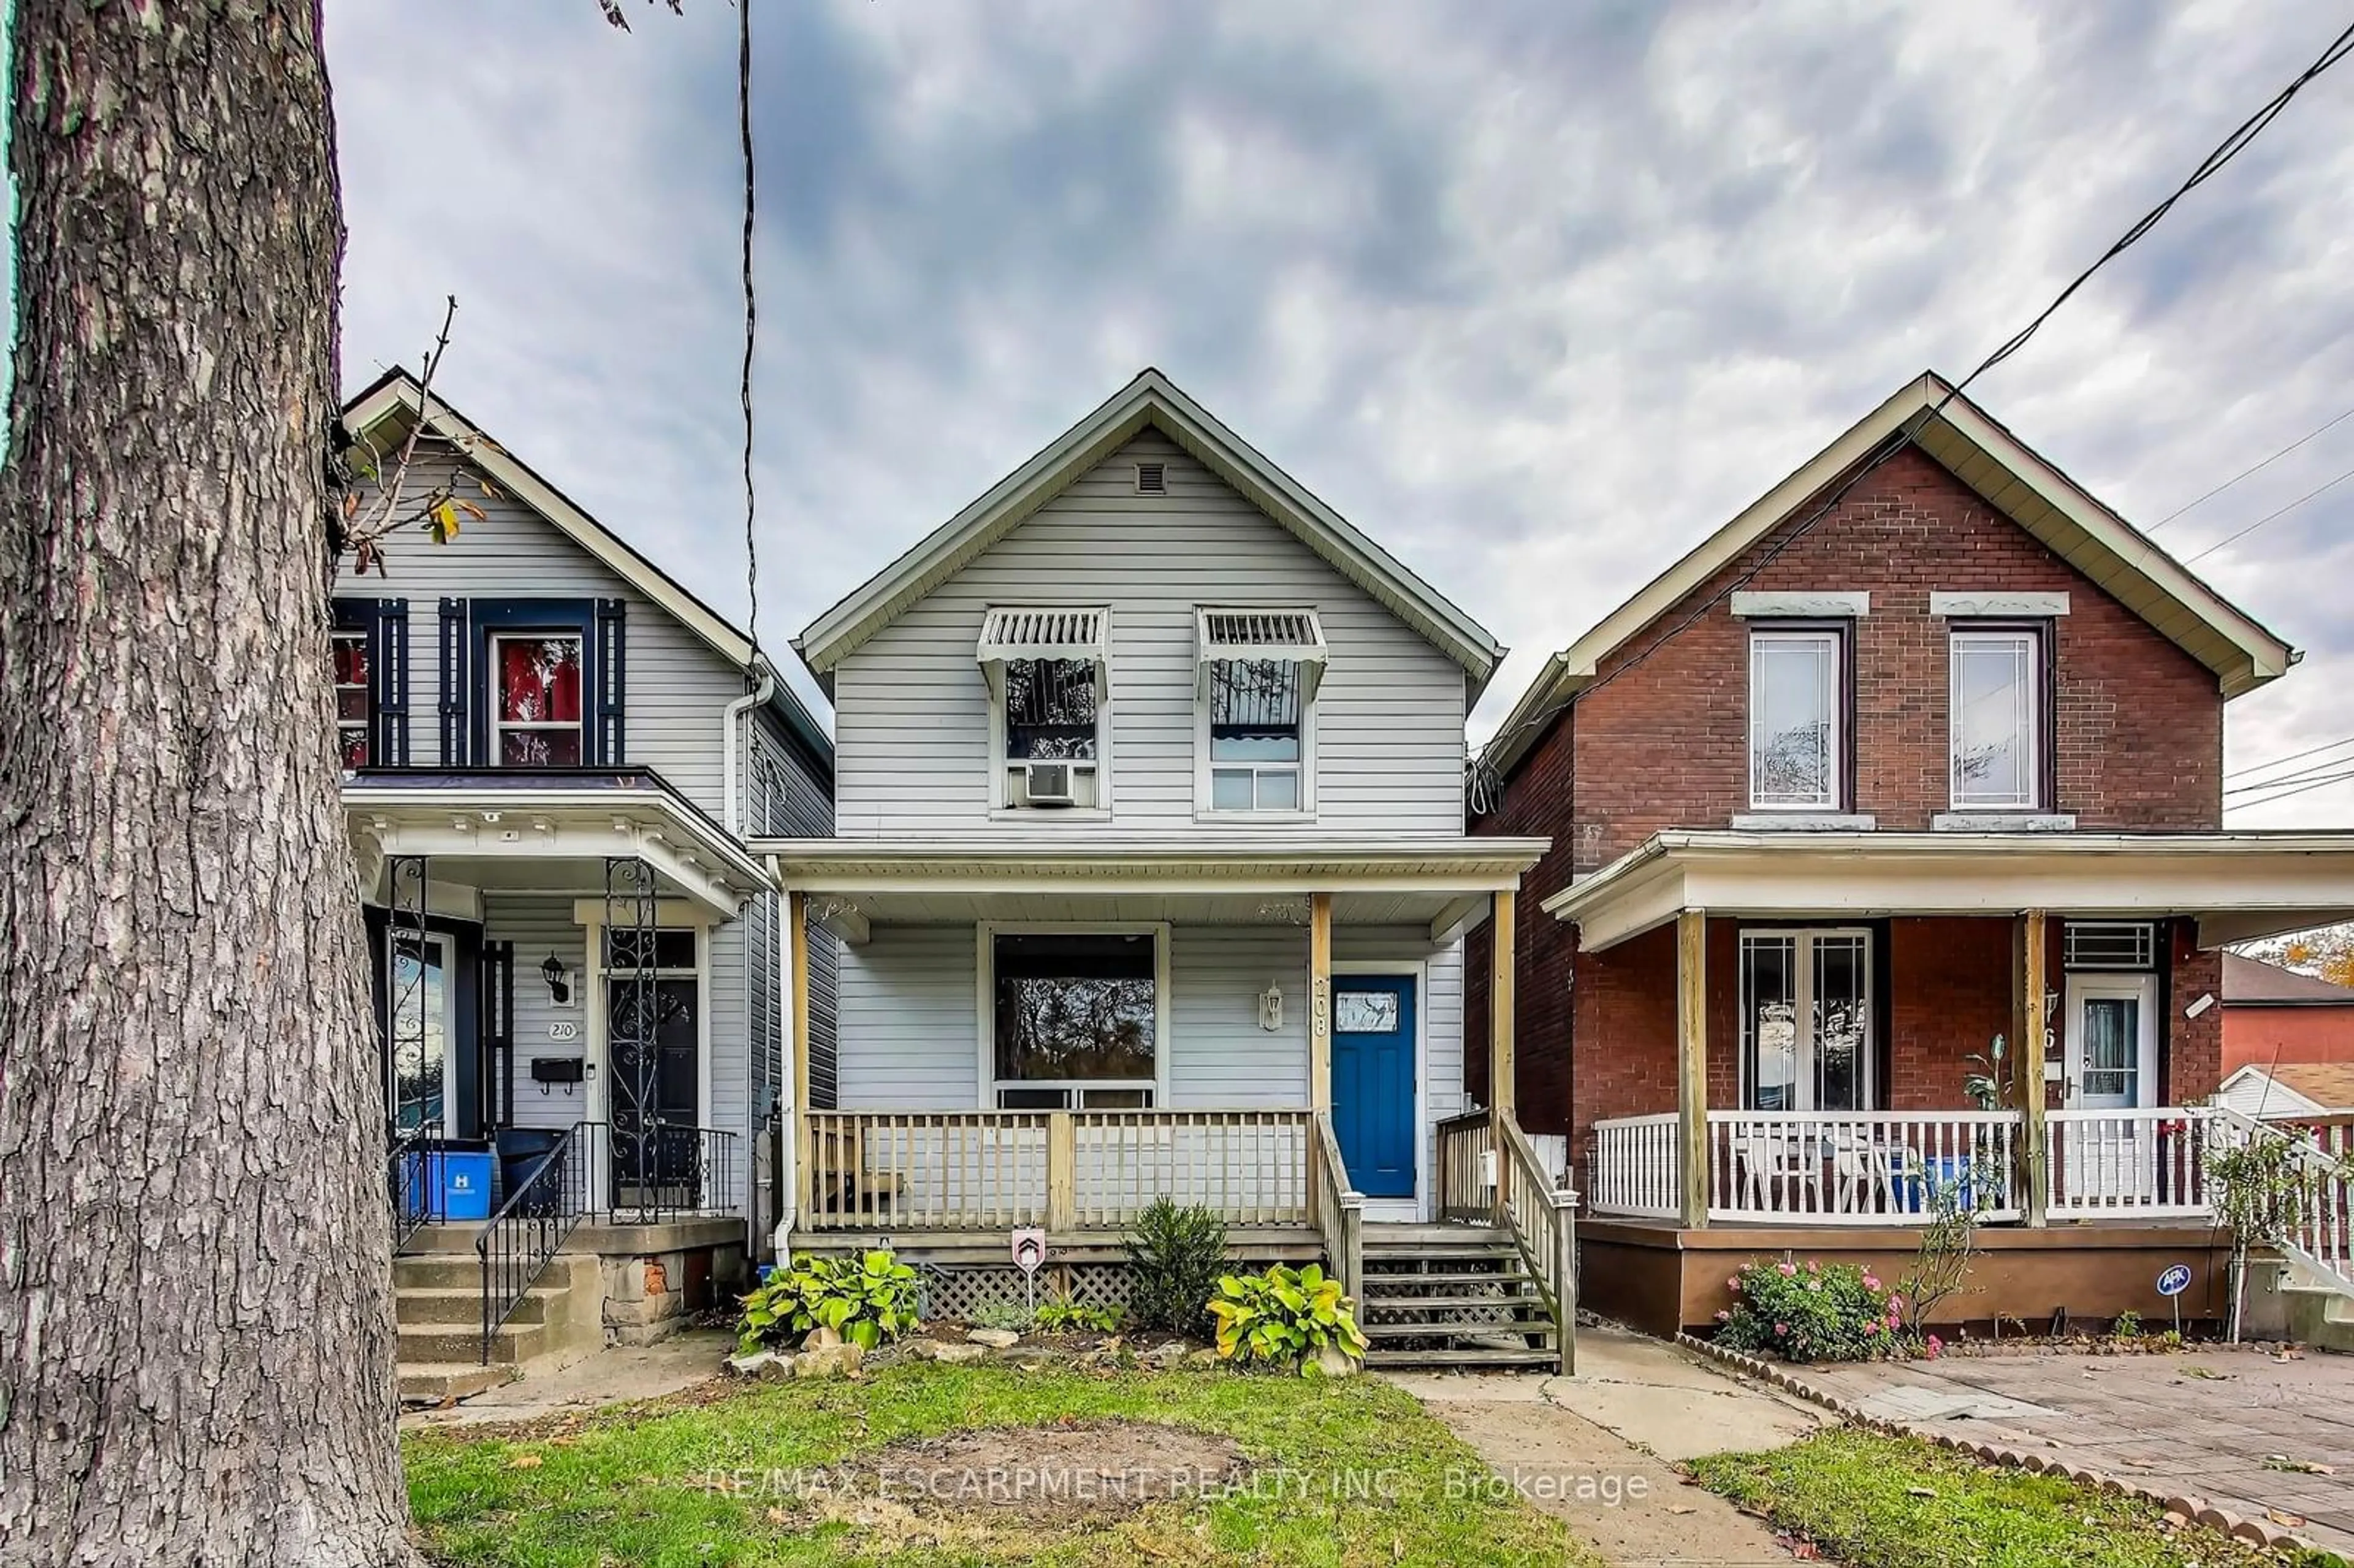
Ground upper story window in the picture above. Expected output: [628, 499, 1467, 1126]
[1949, 626, 2042, 810]
[333, 629, 374, 767]
[331, 598, 409, 768]
[978, 607, 1107, 812]
[490, 632, 585, 766]
[1196, 608, 1325, 816]
[1748, 626, 1843, 810]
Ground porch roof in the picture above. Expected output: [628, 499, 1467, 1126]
[345, 769, 772, 918]
[752, 833, 1550, 942]
[1539, 828, 2354, 952]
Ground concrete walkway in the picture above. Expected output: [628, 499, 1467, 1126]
[400, 1329, 733, 1431]
[1788, 1347, 2354, 1558]
[1386, 1328, 1830, 1567]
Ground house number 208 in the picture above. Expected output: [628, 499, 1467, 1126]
[547, 1021, 579, 1042]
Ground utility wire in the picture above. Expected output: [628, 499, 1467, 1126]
[737, 0, 761, 666]
[2225, 730, 2354, 782]
[2149, 400, 2354, 530]
[1470, 18, 2354, 796]
[2228, 764, 2354, 812]
[2224, 745, 2354, 796]
[2184, 459, 2354, 564]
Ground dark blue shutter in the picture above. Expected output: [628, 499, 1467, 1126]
[479, 940, 514, 1130]
[437, 598, 467, 766]
[376, 599, 410, 766]
[595, 598, 627, 765]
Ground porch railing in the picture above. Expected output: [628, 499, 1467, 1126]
[1436, 1108, 1576, 1374]
[597, 1120, 742, 1227]
[387, 1118, 446, 1254]
[2046, 1108, 2215, 1219]
[476, 1121, 592, 1363]
[1585, 1112, 1681, 1220]
[1705, 1109, 2024, 1224]
[1309, 1111, 1365, 1296]
[1434, 1109, 1495, 1222]
[2214, 1108, 2354, 1293]
[798, 1109, 1313, 1232]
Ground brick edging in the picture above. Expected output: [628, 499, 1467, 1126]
[1672, 1333, 2319, 1558]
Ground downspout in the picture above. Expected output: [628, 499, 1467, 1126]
[721, 661, 776, 837]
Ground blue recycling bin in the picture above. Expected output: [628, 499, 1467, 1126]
[405, 1145, 494, 1221]
[1891, 1152, 1976, 1215]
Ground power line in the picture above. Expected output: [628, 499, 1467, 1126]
[2228, 764, 2354, 812]
[737, 0, 761, 664]
[2224, 744, 2354, 796]
[1472, 18, 2354, 786]
[2149, 400, 2354, 531]
[2225, 730, 2354, 782]
[2184, 459, 2354, 564]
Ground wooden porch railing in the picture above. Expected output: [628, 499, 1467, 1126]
[1585, 1112, 1680, 1219]
[2213, 1107, 2354, 1294]
[1436, 1108, 1576, 1374]
[1309, 1111, 1363, 1297]
[2046, 1108, 2215, 1219]
[1706, 1109, 2025, 1224]
[798, 1109, 1313, 1232]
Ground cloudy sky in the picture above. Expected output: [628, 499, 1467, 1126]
[328, 1, 2354, 824]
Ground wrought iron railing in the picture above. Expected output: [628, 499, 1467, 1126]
[601, 1119, 742, 1226]
[387, 1117, 444, 1255]
[476, 1122, 591, 1362]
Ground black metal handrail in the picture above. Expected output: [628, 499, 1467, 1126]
[387, 1118, 445, 1255]
[475, 1122, 591, 1363]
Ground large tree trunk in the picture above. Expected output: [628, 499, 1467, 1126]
[0, 4, 413, 1564]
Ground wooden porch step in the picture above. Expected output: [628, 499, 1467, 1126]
[1359, 1293, 1544, 1314]
[1362, 1224, 1511, 1244]
[1360, 1269, 1533, 1290]
[1357, 1317, 1551, 1339]
[1364, 1346, 1560, 1370]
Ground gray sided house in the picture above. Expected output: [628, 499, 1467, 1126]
[334, 370, 831, 1396]
[764, 371, 1570, 1368]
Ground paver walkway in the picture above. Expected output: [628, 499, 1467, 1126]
[1792, 1347, 2354, 1556]
[1387, 1327, 1829, 1567]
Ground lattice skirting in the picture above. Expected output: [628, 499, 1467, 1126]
[915, 1263, 1138, 1320]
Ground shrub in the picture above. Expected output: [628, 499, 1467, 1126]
[966, 1298, 1032, 1334]
[1716, 1257, 1899, 1364]
[737, 1249, 920, 1353]
[1125, 1197, 1228, 1337]
[1035, 1296, 1123, 1334]
[1208, 1262, 1368, 1374]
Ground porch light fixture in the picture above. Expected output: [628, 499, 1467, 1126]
[541, 953, 570, 1006]
[1259, 984, 1284, 1033]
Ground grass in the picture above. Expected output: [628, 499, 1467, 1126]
[403, 1361, 1599, 1567]
[1691, 1428, 2340, 1568]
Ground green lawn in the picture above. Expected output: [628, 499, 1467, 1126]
[1692, 1428, 2342, 1568]
[403, 1362, 1598, 1567]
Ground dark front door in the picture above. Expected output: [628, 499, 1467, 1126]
[609, 975, 698, 1196]
[1332, 975, 1416, 1200]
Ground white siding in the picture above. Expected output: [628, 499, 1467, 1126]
[486, 896, 595, 1133]
[831, 432, 1469, 838]
[333, 449, 750, 815]
[835, 926, 980, 1108]
[1168, 926, 1309, 1108]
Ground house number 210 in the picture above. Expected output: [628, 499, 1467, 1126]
[547, 1021, 579, 1042]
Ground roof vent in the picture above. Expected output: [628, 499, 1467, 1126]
[1134, 462, 1167, 496]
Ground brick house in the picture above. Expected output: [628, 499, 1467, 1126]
[1468, 373, 2354, 1334]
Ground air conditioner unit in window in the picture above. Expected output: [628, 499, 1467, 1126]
[1023, 761, 1076, 806]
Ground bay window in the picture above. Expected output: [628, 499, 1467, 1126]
[1739, 929, 1873, 1111]
[1748, 627, 1843, 810]
[1949, 627, 2042, 809]
[988, 930, 1163, 1109]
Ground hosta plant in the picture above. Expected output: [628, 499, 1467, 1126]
[737, 1248, 920, 1353]
[1207, 1262, 1369, 1374]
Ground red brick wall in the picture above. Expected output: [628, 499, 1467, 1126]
[2168, 927, 2223, 1103]
[1476, 446, 2230, 1141]
[2222, 1005, 2354, 1073]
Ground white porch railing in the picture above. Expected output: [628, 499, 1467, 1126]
[1585, 1113, 1681, 1219]
[799, 1108, 1311, 1231]
[1705, 1110, 2024, 1224]
[2046, 1108, 2215, 1219]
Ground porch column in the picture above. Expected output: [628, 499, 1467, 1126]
[1490, 891, 1517, 1124]
[2014, 908, 2051, 1227]
[788, 890, 812, 1225]
[1677, 908, 1709, 1229]
[1309, 892, 1333, 1110]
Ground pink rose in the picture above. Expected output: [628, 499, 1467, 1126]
[1862, 1274, 1882, 1292]
[1777, 1262, 1798, 1277]
[1728, 1276, 1742, 1291]
[1716, 1309, 1732, 1322]
[1925, 1334, 1944, 1359]
[1887, 1295, 1906, 1312]
[1775, 1322, 1789, 1336]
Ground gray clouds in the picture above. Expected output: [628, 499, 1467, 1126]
[326, 0, 2354, 824]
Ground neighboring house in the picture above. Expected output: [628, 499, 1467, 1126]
[1470, 371, 2354, 1334]
[2215, 1062, 2354, 1120]
[335, 370, 832, 1395]
[2221, 950, 2354, 1074]
[756, 370, 1567, 1368]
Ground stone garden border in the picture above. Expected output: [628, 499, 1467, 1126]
[1673, 1331, 2322, 1558]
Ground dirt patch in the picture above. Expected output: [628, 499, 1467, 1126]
[830, 1420, 1249, 1527]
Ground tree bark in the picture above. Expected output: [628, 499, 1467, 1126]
[0, 4, 413, 1564]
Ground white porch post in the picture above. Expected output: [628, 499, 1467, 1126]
[1677, 908, 1710, 1230]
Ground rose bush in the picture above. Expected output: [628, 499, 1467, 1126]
[1715, 1257, 1900, 1363]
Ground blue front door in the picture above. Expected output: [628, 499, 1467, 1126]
[1332, 976, 1416, 1199]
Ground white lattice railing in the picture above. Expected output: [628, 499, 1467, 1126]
[2211, 1108, 2354, 1293]
[1585, 1113, 1682, 1219]
[2047, 1107, 2217, 1219]
[798, 1108, 1311, 1231]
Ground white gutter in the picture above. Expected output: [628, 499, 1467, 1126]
[722, 663, 777, 837]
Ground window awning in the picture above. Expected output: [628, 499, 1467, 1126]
[977, 606, 1107, 664]
[1196, 607, 1327, 699]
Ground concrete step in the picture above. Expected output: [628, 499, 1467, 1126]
[398, 1319, 546, 1366]
[392, 1255, 484, 1291]
[397, 1285, 566, 1328]
[398, 1361, 517, 1406]
[398, 1223, 489, 1257]
[2280, 1282, 2354, 1352]
[1363, 1345, 1560, 1370]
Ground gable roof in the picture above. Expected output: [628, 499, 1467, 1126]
[1483, 371, 2298, 779]
[2224, 951, 2354, 1007]
[340, 368, 831, 767]
[792, 368, 1507, 698]
[2219, 1062, 2354, 1115]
